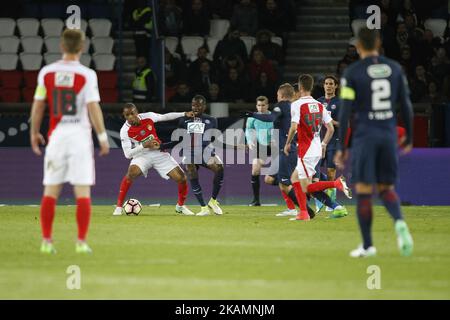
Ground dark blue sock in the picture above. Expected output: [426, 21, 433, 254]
[312, 191, 338, 209]
[212, 169, 224, 200]
[288, 188, 299, 206]
[379, 190, 403, 221]
[190, 178, 206, 206]
[251, 175, 260, 201]
[357, 194, 373, 249]
[319, 171, 328, 181]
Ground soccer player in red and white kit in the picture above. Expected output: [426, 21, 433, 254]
[284, 74, 351, 221]
[113, 103, 196, 216]
[30, 29, 110, 254]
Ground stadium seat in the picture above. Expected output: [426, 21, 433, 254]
[44, 36, 60, 53]
[40, 3, 65, 18]
[44, 52, 60, 65]
[0, 36, 20, 53]
[165, 37, 178, 55]
[21, 36, 43, 53]
[20, 53, 42, 70]
[23, 70, 39, 88]
[206, 37, 220, 57]
[424, 19, 447, 37]
[351, 19, 366, 36]
[17, 18, 40, 37]
[271, 36, 283, 47]
[0, 88, 21, 102]
[181, 36, 204, 61]
[41, 19, 64, 37]
[0, 53, 18, 70]
[91, 36, 114, 53]
[82, 37, 91, 54]
[0, 19, 16, 37]
[89, 19, 112, 37]
[0, 70, 22, 88]
[92, 53, 115, 71]
[99, 88, 118, 102]
[21, 86, 36, 103]
[97, 71, 118, 89]
[240, 36, 255, 55]
[80, 54, 91, 67]
[209, 19, 230, 39]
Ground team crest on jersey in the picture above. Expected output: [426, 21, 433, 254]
[308, 103, 320, 113]
[187, 122, 206, 134]
[140, 130, 146, 136]
[205, 119, 210, 124]
[367, 64, 392, 78]
[331, 104, 336, 110]
[147, 124, 152, 131]
[55, 72, 75, 87]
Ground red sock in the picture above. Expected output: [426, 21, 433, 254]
[178, 182, 188, 206]
[116, 176, 132, 207]
[40, 196, 56, 240]
[76, 198, 91, 241]
[281, 190, 295, 210]
[307, 181, 336, 193]
[292, 182, 307, 214]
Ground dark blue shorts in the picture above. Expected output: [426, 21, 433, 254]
[351, 137, 398, 185]
[276, 149, 297, 185]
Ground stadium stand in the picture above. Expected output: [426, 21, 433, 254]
[41, 18, 64, 37]
[21, 36, 43, 53]
[0, 36, 20, 53]
[17, 18, 39, 36]
[0, 18, 16, 37]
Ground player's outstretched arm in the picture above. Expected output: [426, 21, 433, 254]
[30, 99, 46, 156]
[399, 75, 414, 153]
[248, 111, 279, 123]
[87, 102, 110, 156]
[142, 111, 194, 123]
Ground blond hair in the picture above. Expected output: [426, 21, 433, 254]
[61, 28, 85, 54]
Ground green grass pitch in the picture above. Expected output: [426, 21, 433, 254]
[0, 205, 449, 299]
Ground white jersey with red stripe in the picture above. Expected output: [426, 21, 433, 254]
[34, 59, 100, 139]
[291, 96, 332, 158]
[120, 112, 185, 160]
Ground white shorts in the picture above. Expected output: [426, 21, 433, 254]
[43, 129, 95, 186]
[296, 156, 321, 179]
[131, 150, 179, 179]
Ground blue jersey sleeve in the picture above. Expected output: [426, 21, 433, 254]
[337, 69, 356, 151]
[398, 73, 414, 145]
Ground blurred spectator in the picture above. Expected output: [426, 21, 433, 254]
[258, 0, 288, 38]
[250, 72, 277, 102]
[165, 48, 187, 88]
[341, 45, 359, 65]
[190, 60, 219, 96]
[221, 54, 246, 79]
[231, 0, 259, 36]
[410, 65, 435, 102]
[380, 11, 398, 59]
[131, 0, 154, 58]
[248, 49, 277, 83]
[206, 83, 224, 102]
[398, 45, 416, 76]
[132, 56, 156, 103]
[188, 46, 215, 79]
[222, 68, 249, 103]
[426, 81, 446, 104]
[207, 0, 234, 19]
[336, 60, 349, 78]
[183, 0, 211, 36]
[213, 26, 249, 65]
[170, 82, 193, 103]
[158, 0, 183, 37]
[250, 29, 284, 66]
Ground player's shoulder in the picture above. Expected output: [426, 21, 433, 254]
[202, 114, 216, 121]
[120, 121, 131, 134]
[316, 96, 326, 103]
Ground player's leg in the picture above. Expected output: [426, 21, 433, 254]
[250, 158, 263, 206]
[186, 163, 209, 216]
[206, 156, 224, 215]
[376, 141, 413, 256]
[166, 164, 195, 216]
[114, 164, 144, 215]
[313, 161, 325, 213]
[289, 164, 310, 220]
[73, 185, 93, 253]
[40, 184, 63, 253]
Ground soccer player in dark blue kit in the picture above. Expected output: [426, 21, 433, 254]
[177, 95, 224, 216]
[335, 27, 414, 258]
[316, 75, 341, 213]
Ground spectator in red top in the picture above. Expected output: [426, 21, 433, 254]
[248, 49, 277, 83]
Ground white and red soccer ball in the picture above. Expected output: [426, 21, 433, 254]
[123, 199, 142, 215]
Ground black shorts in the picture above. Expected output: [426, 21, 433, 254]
[351, 137, 398, 185]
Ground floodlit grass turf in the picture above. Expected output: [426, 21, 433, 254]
[0, 205, 449, 299]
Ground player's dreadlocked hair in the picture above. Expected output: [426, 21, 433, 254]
[192, 94, 207, 105]
[357, 27, 380, 51]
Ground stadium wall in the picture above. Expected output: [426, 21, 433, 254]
[0, 148, 449, 206]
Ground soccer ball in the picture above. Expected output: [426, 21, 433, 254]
[123, 199, 142, 216]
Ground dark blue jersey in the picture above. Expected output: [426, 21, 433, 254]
[178, 114, 218, 151]
[338, 55, 413, 150]
[317, 95, 340, 149]
[249, 100, 297, 150]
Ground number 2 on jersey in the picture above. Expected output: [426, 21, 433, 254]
[52, 88, 77, 116]
[371, 79, 391, 111]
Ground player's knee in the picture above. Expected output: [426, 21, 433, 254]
[127, 167, 141, 180]
[264, 176, 275, 185]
